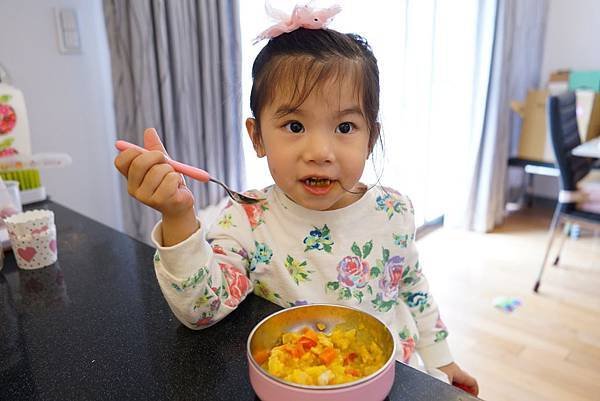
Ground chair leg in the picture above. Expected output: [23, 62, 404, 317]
[527, 173, 534, 208]
[534, 203, 563, 293]
[552, 229, 568, 266]
[517, 169, 528, 208]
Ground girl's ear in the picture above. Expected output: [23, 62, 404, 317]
[246, 118, 266, 157]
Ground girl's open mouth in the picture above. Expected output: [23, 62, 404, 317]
[302, 177, 334, 195]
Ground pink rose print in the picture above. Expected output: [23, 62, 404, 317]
[241, 199, 268, 230]
[220, 263, 250, 307]
[435, 316, 447, 330]
[242, 203, 262, 229]
[337, 256, 370, 289]
[212, 244, 226, 255]
[193, 316, 214, 327]
[379, 256, 405, 298]
[400, 337, 416, 363]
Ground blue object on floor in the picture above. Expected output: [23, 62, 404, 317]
[493, 296, 522, 313]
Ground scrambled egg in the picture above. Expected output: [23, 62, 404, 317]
[254, 325, 386, 386]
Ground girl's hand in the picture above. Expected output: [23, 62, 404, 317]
[438, 362, 479, 396]
[114, 128, 195, 219]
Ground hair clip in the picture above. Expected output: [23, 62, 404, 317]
[253, 2, 342, 44]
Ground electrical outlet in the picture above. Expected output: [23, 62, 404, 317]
[55, 8, 82, 54]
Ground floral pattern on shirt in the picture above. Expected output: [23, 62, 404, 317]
[212, 244, 226, 255]
[303, 224, 334, 253]
[378, 253, 405, 299]
[402, 291, 431, 313]
[284, 255, 313, 285]
[193, 288, 216, 310]
[242, 200, 269, 230]
[253, 280, 283, 305]
[376, 193, 409, 220]
[172, 266, 209, 292]
[249, 241, 273, 271]
[217, 213, 236, 229]
[398, 326, 418, 363]
[393, 233, 415, 248]
[435, 316, 449, 342]
[231, 247, 251, 271]
[221, 263, 250, 307]
[191, 294, 222, 327]
[326, 241, 373, 303]
[369, 248, 404, 312]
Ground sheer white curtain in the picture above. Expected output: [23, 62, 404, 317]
[240, 0, 497, 226]
[445, 0, 548, 231]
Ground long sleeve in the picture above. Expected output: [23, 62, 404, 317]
[151, 202, 254, 330]
[401, 223, 453, 368]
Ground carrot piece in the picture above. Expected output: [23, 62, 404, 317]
[343, 352, 357, 366]
[345, 367, 361, 377]
[253, 349, 270, 365]
[284, 342, 305, 358]
[302, 329, 319, 343]
[319, 347, 337, 365]
[298, 336, 317, 350]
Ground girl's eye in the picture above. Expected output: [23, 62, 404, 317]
[336, 122, 354, 134]
[284, 121, 304, 134]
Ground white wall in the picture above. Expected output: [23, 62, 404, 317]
[0, 0, 123, 230]
[540, 0, 600, 87]
[532, 0, 600, 199]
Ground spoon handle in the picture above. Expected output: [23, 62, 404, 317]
[115, 140, 211, 183]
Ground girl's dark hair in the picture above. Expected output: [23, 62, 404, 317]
[250, 28, 380, 151]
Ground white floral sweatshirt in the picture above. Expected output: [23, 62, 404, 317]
[151, 185, 453, 368]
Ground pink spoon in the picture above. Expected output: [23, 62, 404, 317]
[115, 140, 261, 204]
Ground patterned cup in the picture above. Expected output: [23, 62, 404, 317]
[4, 210, 58, 270]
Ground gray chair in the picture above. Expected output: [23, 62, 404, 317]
[533, 92, 600, 293]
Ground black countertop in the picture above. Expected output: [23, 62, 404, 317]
[0, 200, 479, 401]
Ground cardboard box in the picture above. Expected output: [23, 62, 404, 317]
[549, 70, 570, 82]
[548, 70, 570, 95]
[512, 89, 600, 163]
[515, 89, 554, 163]
[576, 90, 600, 141]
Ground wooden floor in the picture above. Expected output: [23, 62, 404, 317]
[418, 206, 600, 401]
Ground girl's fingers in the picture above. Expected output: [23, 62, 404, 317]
[114, 148, 143, 177]
[127, 151, 167, 197]
[135, 163, 175, 203]
[143, 128, 168, 154]
[152, 171, 193, 209]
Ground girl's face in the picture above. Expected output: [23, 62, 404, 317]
[246, 76, 370, 211]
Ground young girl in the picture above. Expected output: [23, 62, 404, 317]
[114, 6, 478, 396]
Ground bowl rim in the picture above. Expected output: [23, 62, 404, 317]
[246, 303, 397, 390]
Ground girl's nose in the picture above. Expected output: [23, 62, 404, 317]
[302, 132, 335, 164]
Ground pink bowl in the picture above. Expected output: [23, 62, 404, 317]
[247, 304, 396, 401]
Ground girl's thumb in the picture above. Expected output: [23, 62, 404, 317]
[143, 128, 168, 155]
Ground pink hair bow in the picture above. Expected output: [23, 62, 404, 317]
[253, 2, 342, 44]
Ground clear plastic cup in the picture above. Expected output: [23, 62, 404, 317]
[0, 180, 22, 219]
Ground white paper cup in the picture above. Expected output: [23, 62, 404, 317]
[5, 210, 57, 270]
